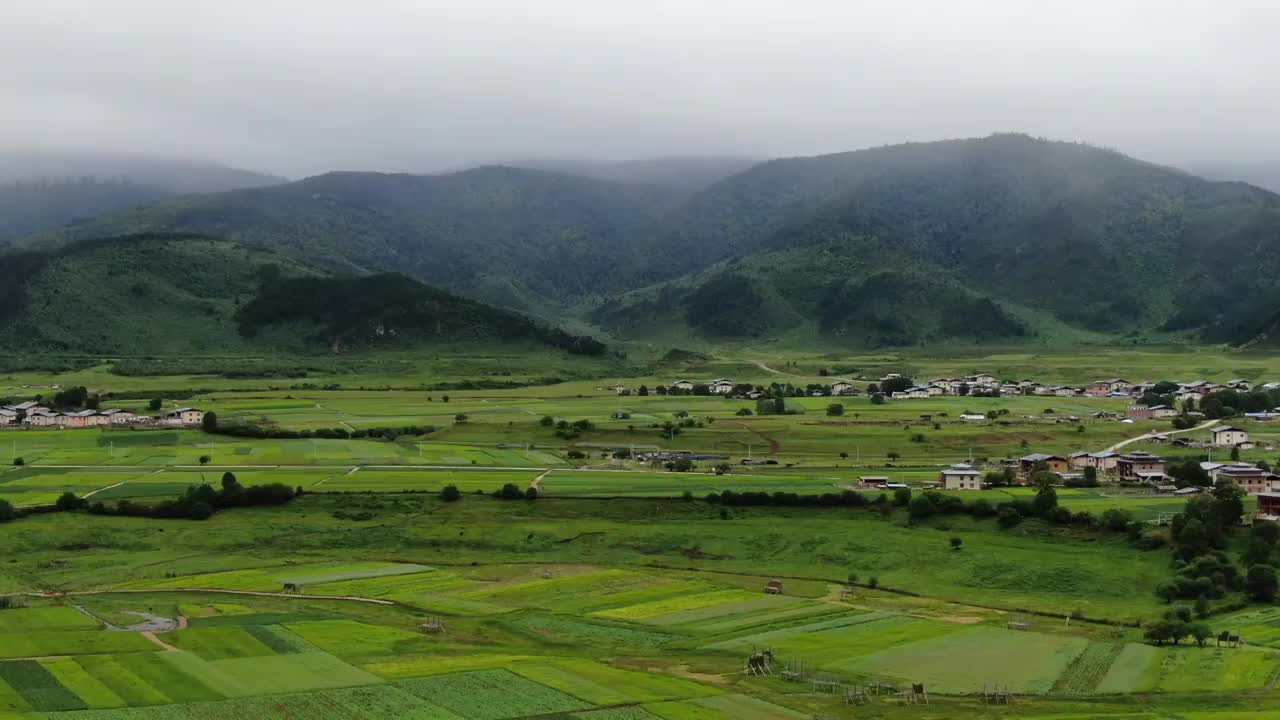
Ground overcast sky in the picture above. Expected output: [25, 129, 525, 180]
[4, 0, 1277, 178]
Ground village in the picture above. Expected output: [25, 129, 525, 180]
[621, 373, 1280, 407]
[0, 402, 205, 429]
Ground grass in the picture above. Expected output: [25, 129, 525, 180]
[509, 658, 719, 705]
[397, 669, 592, 719]
[0, 606, 100, 632]
[841, 624, 1088, 693]
[163, 626, 280, 660]
[0, 630, 155, 659]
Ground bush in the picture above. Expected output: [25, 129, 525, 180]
[893, 487, 912, 506]
[908, 495, 935, 520]
[12, 457, 22, 467]
[996, 505, 1023, 528]
[441, 485, 461, 502]
[0, 499, 15, 523]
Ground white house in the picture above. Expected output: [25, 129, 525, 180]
[959, 413, 987, 421]
[162, 408, 206, 427]
[830, 381, 853, 395]
[939, 464, 983, 490]
[670, 380, 694, 391]
[0, 409, 15, 426]
[1211, 426, 1250, 448]
[24, 410, 60, 428]
[709, 379, 735, 395]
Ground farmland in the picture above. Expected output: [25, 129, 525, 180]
[1, 348, 1280, 718]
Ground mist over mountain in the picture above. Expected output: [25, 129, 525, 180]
[0, 150, 286, 194]
[14, 134, 1280, 349]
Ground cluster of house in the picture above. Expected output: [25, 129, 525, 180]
[891, 376, 1273, 401]
[0, 402, 205, 430]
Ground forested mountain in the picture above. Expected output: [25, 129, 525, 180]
[15, 135, 1280, 348]
[506, 156, 762, 195]
[29, 167, 681, 311]
[0, 179, 172, 242]
[0, 234, 604, 355]
[602, 134, 1280, 345]
[0, 150, 286, 194]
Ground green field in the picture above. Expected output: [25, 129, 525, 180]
[1, 349, 1280, 718]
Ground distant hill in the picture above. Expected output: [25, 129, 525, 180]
[29, 167, 680, 311]
[0, 150, 286, 194]
[1187, 162, 1280, 195]
[606, 134, 1280, 345]
[505, 156, 762, 195]
[0, 179, 172, 243]
[0, 151, 287, 243]
[0, 234, 604, 356]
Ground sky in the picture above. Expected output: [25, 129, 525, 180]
[4, 0, 1278, 178]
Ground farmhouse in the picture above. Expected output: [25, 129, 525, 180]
[1116, 451, 1166, 482]
[1019, 453, 1069, 477]
[1258, 493, 1280, 521]
[1211, 426, 1250, 448]
[1084, 381, 1112, 397]
[709, 379, 735, 395]
[161, 408, 206, 427]
[671, 380, 694, 391]
[97, 409, 137, 424]
[1127, 404, 1177, 420]
[1215, 465, 1279, 495]
[24, 410, 60, 428]
[830, 381, 853, 395]
[938, 463, 983, 490]
[959, 413, 986, 421]
[0, 409, 14, 426]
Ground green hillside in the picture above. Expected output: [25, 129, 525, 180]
[0, 234, 605, 356]
[613, 134, 1280, 344]
[29, 167, 681, 310]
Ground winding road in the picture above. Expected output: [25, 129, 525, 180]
[1104, 418, 1220, 452]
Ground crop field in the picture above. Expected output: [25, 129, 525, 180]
[3, 350, 1280, 719]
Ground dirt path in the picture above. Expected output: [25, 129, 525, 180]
[82, 480, 128, 499]
[141, 631, 178, 652]
[52, 588, 396, 605]
[530, 469, 551, 493]
[1105, 418, 1220, 452]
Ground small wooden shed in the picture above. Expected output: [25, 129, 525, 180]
[764, 579, 784, 595]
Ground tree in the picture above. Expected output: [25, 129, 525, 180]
[839, 451, 849, 460]
[442, 395, 450, 403]
[997, 505, 1023, 528]
[539, 415, 554, 427]
[638, 385, 649, 397]
[893, 487, 912, 506]
[221, 472, 240, 491]
[908, 495, 935, 519]
[1083, 466, 1098, 485]
[201, 411, 218, 433]
[198, 455, 211, 465]
[0, 499, 15, 523]
[826, 403, 845, 417]
[870, 393, 886, 405]
[671, 457, 694, 472]
[1212, 481, 1246, 528]
[12, 457, 22, 467]
[1189, 622, 1212, 647]
[1032, 485, 1058, 517]
[441, 484, 461, 502]
[454, 414, 468, 424]
[1193, 594, 1210, 618]
[148, 398, 163, 411]
[1246, 564, 1279, 602]
[1230, 446, 1241, 461]
[950, 536, 963, 551]
[886, 450, 901, 462]
[735, 408, 752, 416]
[55, 492, 86, 512]
[525, 487, 539, 500]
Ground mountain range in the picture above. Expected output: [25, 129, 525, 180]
[7, 135, 1280, 351]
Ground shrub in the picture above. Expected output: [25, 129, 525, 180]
[0, 499, 15, 523]
[996, 506, 1023, 528]
[441, 485, 462, 502]
[12, 457, 22, 467]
